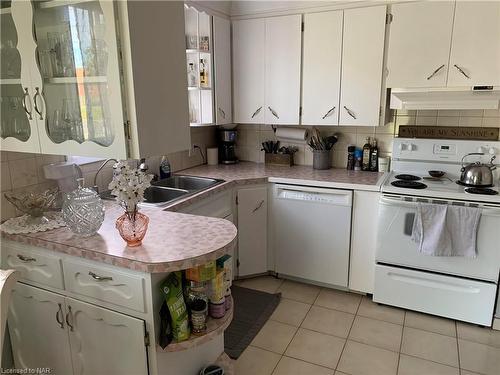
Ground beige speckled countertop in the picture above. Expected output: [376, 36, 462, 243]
[165, 161, 387, 212]
[1, 203, 237, 273]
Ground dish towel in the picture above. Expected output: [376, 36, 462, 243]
[411, 203, 481, 258]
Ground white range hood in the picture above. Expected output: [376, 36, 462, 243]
[390, 88, 500, 110]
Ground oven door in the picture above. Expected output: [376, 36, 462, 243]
[375, 194, 500, 282]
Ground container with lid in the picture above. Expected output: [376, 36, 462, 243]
[62, 178, 105, 236]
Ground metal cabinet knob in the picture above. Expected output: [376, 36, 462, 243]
[89, 271, 113, 281]
[21, 88, 33, 120]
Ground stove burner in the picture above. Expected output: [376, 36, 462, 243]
[464, 188, 499, 195]
[394, 174, 421, 181]
[456, 180, 493, 188]
[391, 180, 428, 189]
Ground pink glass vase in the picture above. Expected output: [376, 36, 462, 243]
[115, 211, 149, 247]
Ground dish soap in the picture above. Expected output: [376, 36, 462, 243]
[159, 156, 172, 179]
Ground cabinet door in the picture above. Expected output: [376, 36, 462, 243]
[214, 16, 232, 125]
[386, 2, 454, 88]
[237, 186, 268, 276]
[448, 2, 500, 87]
[264, 15, 302, 125]
[349, 191, 379, 294]
[1, 1, 41, 153]
[31, 0, 127, 158]
[302, 11, 342, 126]
[233, 18, 265, 124]
[66, 297, 148, 375]
[8, 283, 73, 374]
[340, 6, 386, 126]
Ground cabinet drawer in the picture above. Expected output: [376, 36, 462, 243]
[374, 264, 497, 326]
[63, 260, 146, 312]
[3, 243, 64, 290]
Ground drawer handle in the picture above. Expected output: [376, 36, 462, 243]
[322, 106, 336, 119]
[252, 200, 265, 213]
[426, 64, 445, 80]
[17, 254, 36, 262]
[251, 106, 262, 119]
[56, 303, 64, 329]
[65, 305, 74, 331]
[89, 271, 113, 282]
[343, 106, 357, 119]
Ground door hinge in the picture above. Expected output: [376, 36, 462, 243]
[301, 22, 304, 32]
[237, 259, 240, 268]
[124, 121, 131, 140]
[386, 13, 393, 24]
[235, 195, 238, 205]
[144, 330, 150, 347]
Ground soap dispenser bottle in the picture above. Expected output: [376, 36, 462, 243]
[159, 156, 171, 179]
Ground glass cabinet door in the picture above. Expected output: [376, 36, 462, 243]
[1, 1, 39, 151]
[31, 0, 126, 158]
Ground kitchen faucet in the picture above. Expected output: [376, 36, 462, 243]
[92, 158, 118, 193]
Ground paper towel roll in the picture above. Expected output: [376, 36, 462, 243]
[275, 127, 308, 142]
[207, 147, 218, 165]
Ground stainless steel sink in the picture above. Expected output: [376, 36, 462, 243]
[153, 175, 223, 191]
[100, 175, 224, 207]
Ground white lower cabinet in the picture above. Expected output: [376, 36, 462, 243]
[68, 298, 148, 375]
[349, 191, 380, 293]
[9, 283, 73, 374]
[9, 282, 148, 375]
[237, 186, 268, 277]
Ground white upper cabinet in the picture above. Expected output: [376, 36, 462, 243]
[233, 15, 302, 125]
[448, 2, 500, 87]
[264, 15, 302, 125]
[386, 2, 454, 88]
[339, 6, 386, 126]
[214, 16, 232, 125]
[233, 18, 265, 124]
[302, 11, 343, 126]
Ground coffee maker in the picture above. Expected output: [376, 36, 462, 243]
[218, 129, 238, 164]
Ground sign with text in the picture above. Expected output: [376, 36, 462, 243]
[398, 126, 499, 140]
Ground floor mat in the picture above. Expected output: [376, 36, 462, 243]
[224, 285, 281, 359]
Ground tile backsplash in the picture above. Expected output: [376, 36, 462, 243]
[0, 127, 215, 221]
[236, 109, 500, 168]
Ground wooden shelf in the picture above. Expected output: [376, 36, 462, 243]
[0, 78, 21, 85]
[45, 76, 107, 84]
[188, 86, 212, 91]
[0, 7, 12, 15]
[38, 0, 94, 10]
[157, 305, 233, 353]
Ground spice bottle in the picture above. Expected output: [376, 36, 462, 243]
[347, 145, 356, 170]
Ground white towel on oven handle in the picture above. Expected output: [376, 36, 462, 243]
[411, 203, 481, 258]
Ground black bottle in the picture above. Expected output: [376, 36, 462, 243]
[362, 137, 371, 171]
[369, 138, 379, 172]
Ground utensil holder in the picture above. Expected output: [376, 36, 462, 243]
[313, 150, 331, 170]
[265, 153, 294, 166]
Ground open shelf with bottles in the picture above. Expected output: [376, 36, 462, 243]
[184, 4, 214, 127]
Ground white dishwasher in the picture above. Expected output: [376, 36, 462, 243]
[272, 184, 352, 287]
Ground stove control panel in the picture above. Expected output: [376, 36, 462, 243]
[477, 146, 498, 156]
[433, 143, 457, 156]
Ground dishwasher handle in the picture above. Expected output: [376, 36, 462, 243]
[275, 184, 352, 206]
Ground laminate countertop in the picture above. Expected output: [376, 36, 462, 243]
[1, 203, 237, 273]
[164, 161, 387, 212]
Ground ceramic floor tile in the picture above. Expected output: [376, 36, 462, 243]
[276, 280, 321, 304]
[272, 356, 334, 375]
[348, 315, 403, 351]
[235, 346, 281, 375]
[356, 297, 405, 325]
[460, 371, 482, 375]
[270, 298, 311, 327]
[398, 354, 459, 375]
[301, 305, 354, 338]
[337, 340, 399, 375]
[405, 311, 456, 337]
[314, 288, 362, 314]
[285, 328, 345, 369]
[234, 276, 284, 294]
[251, 320, 297, 354]
[458, 339, 500, 375]
[457, 322, 500, 348]
[401, 327, 459, 367]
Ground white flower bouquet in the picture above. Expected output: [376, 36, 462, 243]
[108, 160, 153, 219]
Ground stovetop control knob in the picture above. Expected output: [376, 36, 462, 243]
[398, 143, 406, 151]
[489, 147, 497, 156]
[477, 146, 485, 153]
[408, 143, 416, 151]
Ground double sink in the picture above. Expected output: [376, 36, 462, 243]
[101, 175, 224, 207]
